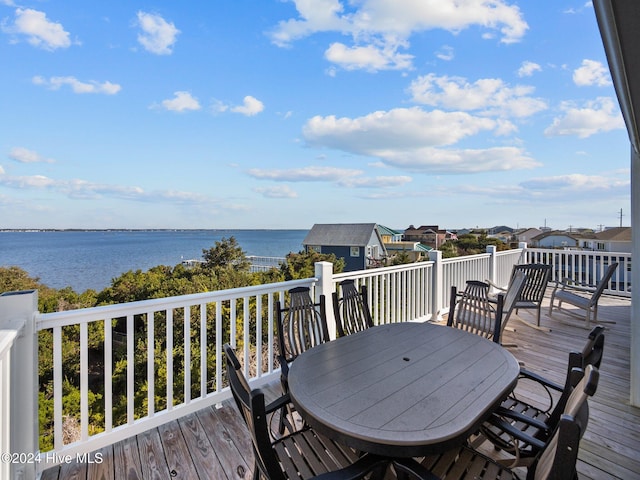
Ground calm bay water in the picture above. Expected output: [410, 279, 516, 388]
[0, 230, 308, 292]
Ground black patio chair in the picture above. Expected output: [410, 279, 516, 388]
[223, 344, 389, 480]
[479, 325, 605, 467]
[275, 286, 329, 433]
[447, 280, 505, 343]
[391, 364, 599, 480]
[332, 279, 374, 337]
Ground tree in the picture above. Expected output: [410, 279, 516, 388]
[280, 250, 345, 280]
[201, 237, 250, 271]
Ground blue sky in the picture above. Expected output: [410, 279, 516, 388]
[0, 1, 630, 231]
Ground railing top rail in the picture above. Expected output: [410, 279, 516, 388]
[36, 277, 317, 330]
[441, 253, 491, 264]
[332, 260, 434, 281]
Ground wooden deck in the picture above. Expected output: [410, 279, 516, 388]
[41, 292, 640, 480]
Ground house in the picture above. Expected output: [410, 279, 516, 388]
[384, 241, 432, 262]
[376, 225, 403, 243]
[581, 227, 632, 253]
[403, 225, 457, 249]
[303, 223, 387, 271]
[515, 227, 543, 244]
[530, 230, 584, 248]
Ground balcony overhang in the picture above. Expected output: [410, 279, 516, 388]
[593, 0, 640, 153]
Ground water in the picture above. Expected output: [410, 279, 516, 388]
[0, 230, 308, 292]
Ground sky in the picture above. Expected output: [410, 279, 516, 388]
[0, 1, 632, 231]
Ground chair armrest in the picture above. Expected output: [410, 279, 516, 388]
[486, 415, 547, 451]
[519, 368, 564, 392]
[391, 458, 441, 480]
[312, 454, 391, 480]
[493, 406, 550, 432]
[485, 279, 507, 292]
[264, 392, 292, 415]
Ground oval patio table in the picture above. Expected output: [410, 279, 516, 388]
[287, 321, 520, 457]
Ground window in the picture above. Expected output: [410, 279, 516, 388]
[596, 242, 605, 251]
[350, 246, 360, 257]
[308, 245, 322, 253]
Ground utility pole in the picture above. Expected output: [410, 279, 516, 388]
[619, 208, 624, 227]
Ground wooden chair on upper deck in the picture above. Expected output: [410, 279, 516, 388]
[488, 264, 552, 331]
[549, 262, 618, 329]
[332, 279, 374, 337]
[275, 286, 329, 433]
[223, 344, 389, 480]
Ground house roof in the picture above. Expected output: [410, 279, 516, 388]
[531, 230, 586, 241]
[303, 223, 380, 247]
[595, 227, 632, 242]
[377, 224, 402, 236]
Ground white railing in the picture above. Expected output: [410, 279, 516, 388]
[0, 245, 631, 473]
[332, 261, 434, 326]
[524, 248, 631, 296]
[0, 322, 18, 480]
[32, 278, 316, 472]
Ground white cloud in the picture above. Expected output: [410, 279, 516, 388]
[159, 91, 201, 112]
[573, 59, 611, 87]
[8, 147, 55, 163]
[337, 176, 412, 188]
[254, 185, 299, 198]
[435, 45, 454, 61]
[230, 96, 265, 116]
[325, 42, 413, 71]
[247, 166, 362, 182]
[0, 171, 222, 205]
[32, 76, 121, 95]
[517, 61, 541, 77]
[544, 97, 624, 138]
[304, 107, 497, 152]
[378, 146, 539, 174]
[302, 107, 540, 174]
[4, 8, 71, 50]
[136, 11, 180, 55]
[269, 0, 528, 71]
[408, 74, 547, 118]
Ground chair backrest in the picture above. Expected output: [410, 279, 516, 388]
[514, 264, 551, 303]
[503, 270, 528, 313]
[223, 344, 286, 480]
[448, 280, 504, 343]
[532, 365, 599, 480]
[276, 286, 329, 365]
[589, 262, 618, 304]
[582, 325, 605, 369]
[332, 279, 374, 337]
[545, 326, 604, 429]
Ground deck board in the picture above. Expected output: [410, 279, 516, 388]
[41, 292, 640, 480]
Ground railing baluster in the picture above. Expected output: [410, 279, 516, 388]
[104, 318, 112, 432]
[200, 303, 207, 397]
[127, 314, 135, 423]
[147, 310, 155, 417]
[53, 326, 62, 450]
[80, 321, 88, 441]
[166, 309, 173, 411]
[184, 305, 191, 404]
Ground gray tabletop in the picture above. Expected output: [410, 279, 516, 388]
[287, 322, 520, 457]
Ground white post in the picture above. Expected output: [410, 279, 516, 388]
[631, 147, 640, 407]
[0, 290, 38, 480]
[486, 245, 497, 286]
[428, 250, 443, 320]
[518, 242, 528, 263]
[314, 261, 336, 339]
